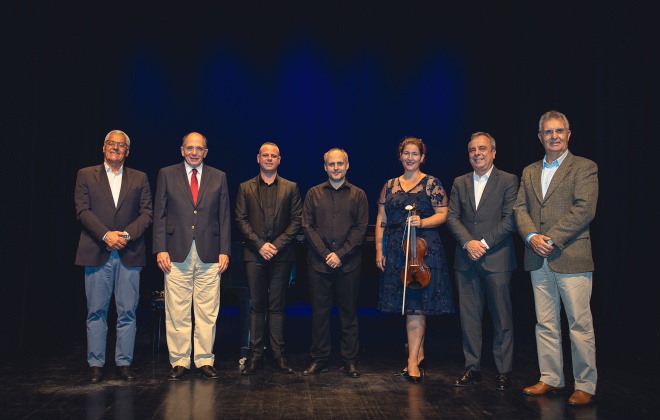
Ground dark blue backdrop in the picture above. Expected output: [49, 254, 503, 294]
[4, 2, 657, 364]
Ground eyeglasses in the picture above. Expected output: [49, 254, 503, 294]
[540, 128, 568, 138]
[183, 146, 206, 153]
[105, 140, 128, 148]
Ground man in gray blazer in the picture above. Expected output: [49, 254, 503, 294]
[153, 132, 231, 380]
[75, 130, 153, 383]
[514, 110, 598, 406]
[235, 142, 302, 375]
[447, 132, 518, 391]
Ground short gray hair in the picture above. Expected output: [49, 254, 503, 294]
[538, 110, 570, 132]
[105, 130, 130, 147]
[469, 132, 496, 150]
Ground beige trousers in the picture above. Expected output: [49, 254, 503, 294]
[165, 241, 220, 368]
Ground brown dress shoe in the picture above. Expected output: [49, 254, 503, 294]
[273, 357, 295, 374]
[523, 381, 565, 395]
[568, 390, 593, 406]
[116, 365, 136, 380]
[90, 366, 103, 383]
[302, 361, 328, 376]
[241, 357, 263, 375]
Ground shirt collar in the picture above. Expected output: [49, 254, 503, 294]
[104, 162, 123, 174]
[473, 166, 493, 181]
[324, 179, 350, 190]
[259, 176, 278, 185]
[184, 162, 203, 174]
[543, 150, 568, 168]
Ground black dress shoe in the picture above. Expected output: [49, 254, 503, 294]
[452, 368, 482, 387]
[116, 366, 136, 381]
[495, 373, 512, 391]
[302, 361, 328, 376]
[273, 357, 295, 374]
[168, 366, 189, 380]
[198, 365, 219, 379]
[90, 366, 103, 383]
[241, 358, 263, 375]
[344, 362, 361, 378]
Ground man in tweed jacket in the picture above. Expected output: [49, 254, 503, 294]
[514, 110, 598, 406]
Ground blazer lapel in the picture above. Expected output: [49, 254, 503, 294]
[95, 164, 116, 209]
[116, 168, 132, 211]
[176, 163, 195, 206]
[249, 176, 263, 211]
[273, 176, 285, 220]
[531, 161, 544, 203]
[466, 173, 477, 212]
[478, 167, 499, 210]
[544, 152, 574, 201]
[196, 167, 210, 206]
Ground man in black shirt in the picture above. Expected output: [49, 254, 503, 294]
[235, 142, 303, 375]
[301, 148, 369, 378]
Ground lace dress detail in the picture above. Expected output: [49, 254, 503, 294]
[377, 175, 456, 315]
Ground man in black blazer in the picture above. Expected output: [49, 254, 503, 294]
[75, 130, 153, 383]
[153, 132, 231, 380]
[447, 132, 519, 391]
[235, 142, 302, 375]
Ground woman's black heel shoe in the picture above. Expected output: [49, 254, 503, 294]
[408, 373, 423, 383]
[395, 359, 427, 377]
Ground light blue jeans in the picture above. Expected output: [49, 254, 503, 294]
[85, 251, 141, 367]
[531, 259, 597, 395]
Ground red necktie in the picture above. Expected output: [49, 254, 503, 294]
[191, 168, 198, 205]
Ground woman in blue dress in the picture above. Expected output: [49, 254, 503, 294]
[375, 137, 455, 382]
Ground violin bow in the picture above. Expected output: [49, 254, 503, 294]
[402, 204, 414, 315]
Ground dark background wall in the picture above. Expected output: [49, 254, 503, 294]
[3, 2, 656, 363]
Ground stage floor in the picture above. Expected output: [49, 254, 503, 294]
[1, 304, 654, 419]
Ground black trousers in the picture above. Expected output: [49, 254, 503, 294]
[307, 266, 361, 363]
[245, 260, 293, 360]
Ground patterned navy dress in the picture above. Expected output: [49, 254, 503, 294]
[378, 175, 456, 315]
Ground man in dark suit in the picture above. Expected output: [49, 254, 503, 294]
[447, 132, 518, 391]
[75, 130, 153, 383]
[235, 142, 302, 375]
[514, 110, 598, 406]
[153, 132, 231, 380]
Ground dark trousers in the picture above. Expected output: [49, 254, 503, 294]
[307, 266, 361, 363]
[245, 260, 293, 360]
[456, 265, 513, 374]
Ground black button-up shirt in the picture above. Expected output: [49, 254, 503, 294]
[302, 179, 369, 273]
[258, 176, 278, 241]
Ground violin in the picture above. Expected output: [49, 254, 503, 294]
[401, 203, 431, 290]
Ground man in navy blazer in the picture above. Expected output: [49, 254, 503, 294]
[153, 132, 231, 380]
[447, 132, 519, 391]
[235, 142, 302, 375]
[75, 130, 153, 383]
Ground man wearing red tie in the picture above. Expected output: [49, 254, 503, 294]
[153, 132, 231, 380]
